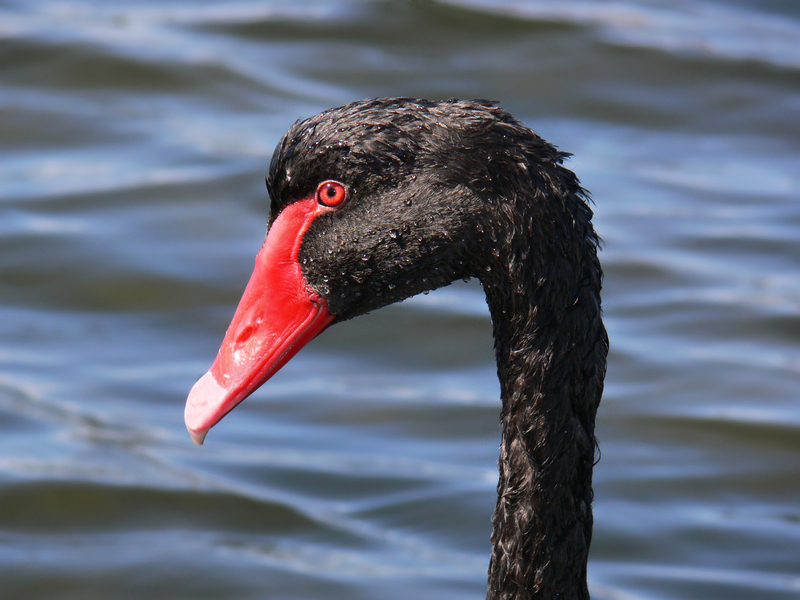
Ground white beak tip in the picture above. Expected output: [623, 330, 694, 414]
[188, 427, 207, 445]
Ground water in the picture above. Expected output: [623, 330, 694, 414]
[1, 1, 799, 598]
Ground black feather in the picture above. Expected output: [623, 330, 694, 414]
[266, 98, 608, 600]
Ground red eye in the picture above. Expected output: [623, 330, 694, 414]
[316, 180, 347, 207]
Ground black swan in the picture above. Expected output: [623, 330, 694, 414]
[185, 98, 608, 600]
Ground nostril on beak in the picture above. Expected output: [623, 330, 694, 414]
[235, 325, 255, 346]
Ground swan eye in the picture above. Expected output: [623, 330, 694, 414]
[316, 180, 347, 207]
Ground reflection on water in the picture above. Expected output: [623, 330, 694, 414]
[0, 1, 799, 599]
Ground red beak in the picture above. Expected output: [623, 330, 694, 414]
[185, 197, 335, 444]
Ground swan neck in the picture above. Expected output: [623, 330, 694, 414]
[482, 206, 606, 600]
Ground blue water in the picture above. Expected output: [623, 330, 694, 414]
[1, 1, 799, 598]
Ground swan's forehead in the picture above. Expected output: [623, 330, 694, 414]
[266, 98, 515, 217]
[271, 128, 421, 210]
[267, 129, 353, 213]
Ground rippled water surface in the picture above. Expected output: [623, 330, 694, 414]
[1, 1, 799, 599]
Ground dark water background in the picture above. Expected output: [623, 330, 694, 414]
[1, 1, 799, 598]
